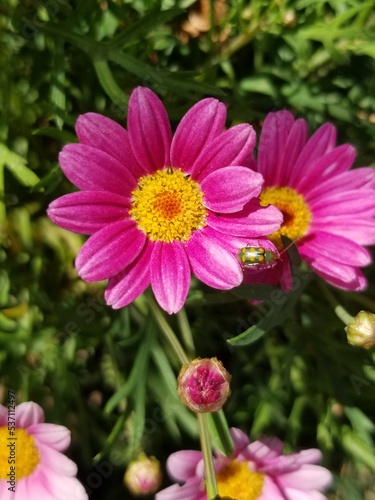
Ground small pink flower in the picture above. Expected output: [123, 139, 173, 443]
[0, 401, 87, 500]
[156, 428, 332, 500]
[177, 358, 231, 413]
[47, 87, 282, 314]
[247, 111, 375, 291]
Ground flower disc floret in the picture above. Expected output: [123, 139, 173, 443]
[260, 186, 311, 249]
[0, 428, 40, 480]
[216, 460, 264, 500]
[130, 168, 207, 242]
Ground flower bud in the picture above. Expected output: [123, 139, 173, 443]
[345, 310, 375, 349]
[177, 357, 231, 413]
[124, 454, 162, 496]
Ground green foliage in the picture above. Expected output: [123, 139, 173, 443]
[1, 0, 375, 498]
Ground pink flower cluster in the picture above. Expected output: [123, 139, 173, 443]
[48, 87, 375, 313]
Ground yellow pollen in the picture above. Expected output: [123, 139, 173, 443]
[0, 427, 40, 480]
[130, 168, 207, 242]
[216, 460, 264, 500]
[260, 186, 312, 249]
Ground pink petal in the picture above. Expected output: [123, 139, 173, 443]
[28, 423, 71, 452]
[166, 450, 203, 482]
[191, 124, 256, 181]
[244, 437, 284, 463]
[258, 476, 285, 499]
[257, 111, 295, 185]
[150, 241, 191, 314]
[76, 221, 146, 281]
[272, 448, 322, 469]
[105, 241, 151, 309]
[47, 191, 130, 235]
[16, 402, 45, 428]
[311, 189, 375, 217]
[206, 199, 283, 237]
[282, 489, 327, 500]
[306, 167, 375, 202]
[187, 227, 243, 289]
[128, 87, 172, 172]
[201, 167, 264, 213]
[19, 471, 57, 500]
[299, 232, 371, 267]
[37, 468, 88, 500]
[304, 255, 366, 291]
[0, 405, 7, 425]
[59, 144, 137, 195]
[75, 113, 145, 178]
[171, 98, 226, 174]
[278, 464, 332, 490]
[229, 427, 250, 456]
[311, 217, 375, 245]
[288, 123, 336, 188]
[0, 481, 25, 500]
[278, 118, 309, 185]
[156, 477, 203, 500]
[39, 444, 78, 476]
[295, 144, 355, 193]
[313, 189, 375, 218]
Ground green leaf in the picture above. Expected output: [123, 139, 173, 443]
[104, 321, 155, 414]
[0, 143, 40, 187]
[93, 58, 129, 107]
[104, 8, 184, 51]
[240, 76, 277, 97]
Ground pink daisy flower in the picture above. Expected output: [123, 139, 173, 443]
[156, 428, 332, 500]
[0, 401, 87, 500]
[247, 110, 375, 291]
[47, 87, 282, 314]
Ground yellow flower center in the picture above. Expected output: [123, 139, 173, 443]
[216, 460, 264, 500]
[260, 186, 311, 249]
[130, 168, 207, 242]
[0, 427, 40, 480]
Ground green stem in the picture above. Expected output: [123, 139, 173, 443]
[207, 410, 234, 457]
[177, 307, 196, 358]
[0, 162, 6, 245]
[220, 23, 260, 60]
[317, 279, 353, 325]
[198, 413, 219, 499]
[147, 296, 190, 365]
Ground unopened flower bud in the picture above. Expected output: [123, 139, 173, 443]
[124, 454, 162, 496]
[177, 357, 231, 413]
[345, 310, 375, 349]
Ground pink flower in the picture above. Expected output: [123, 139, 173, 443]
[156, 428, 332, 500]
[47, 87, 282, 314]
[0, 401, 87, 500]
[247, 111, 375, 291]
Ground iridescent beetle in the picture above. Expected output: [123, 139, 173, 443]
[238, 237, 300, 271]
[238, 246, 279, 270]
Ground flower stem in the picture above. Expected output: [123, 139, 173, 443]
[207, 410, 234, 457]
[0, 161, 6, 245]
[317, 279, 353, 325]
[147, 296, 190, 365]
[177, 307, 196, 358]
[197, 413, 219, 500]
